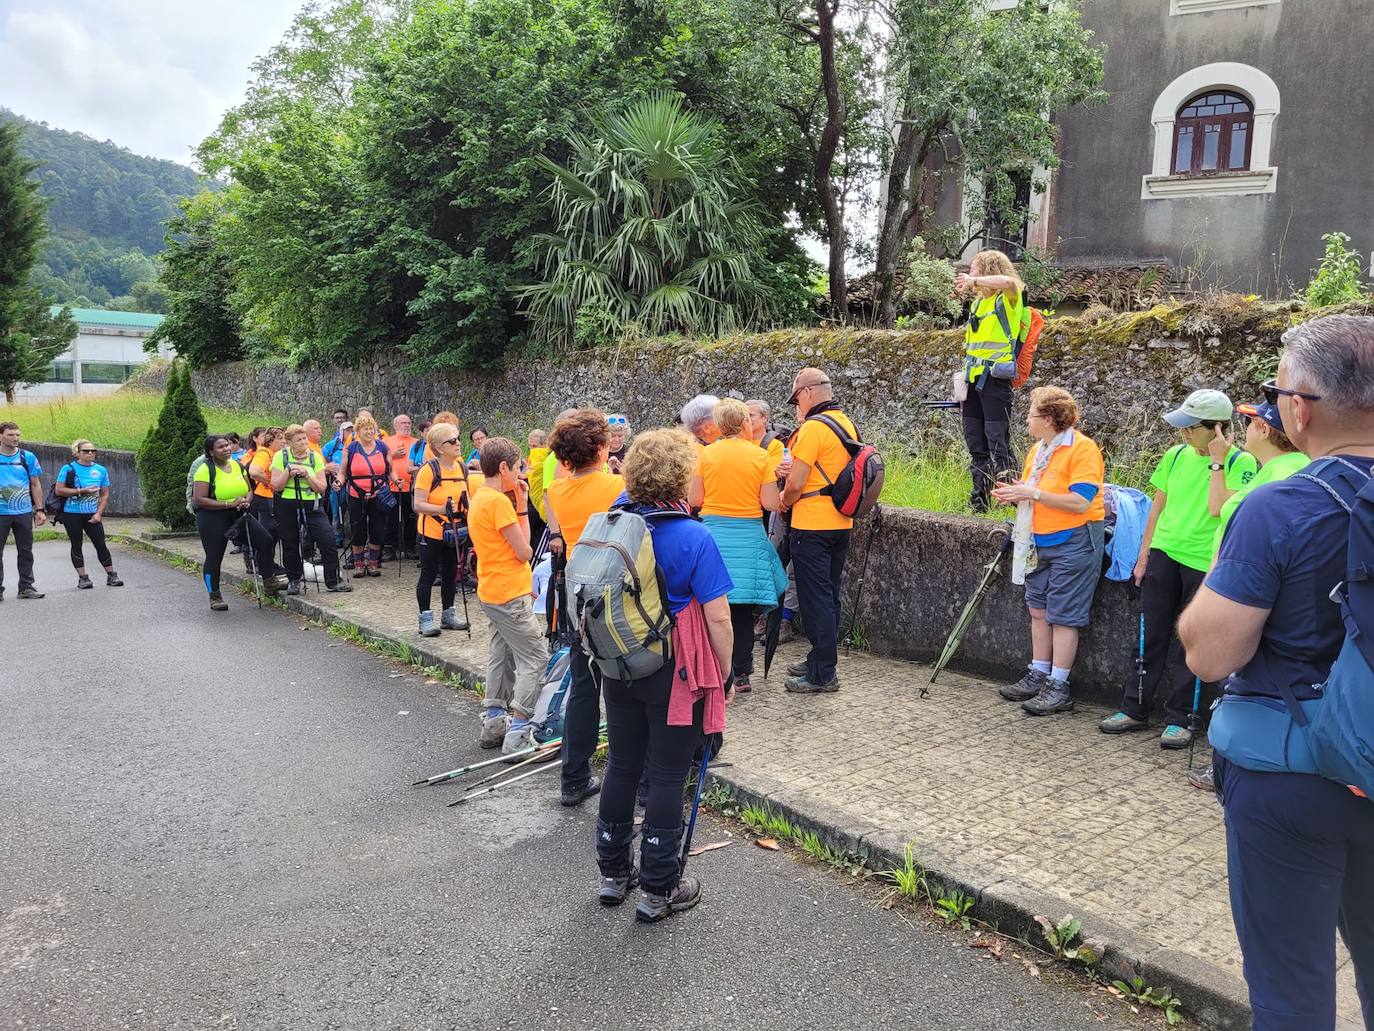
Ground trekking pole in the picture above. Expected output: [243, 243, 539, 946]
[466, 730, 607, 789]
[239, 513, 265, 609]
[927, 523, 1012, 696]
[1135, 612, 1147, 707]
[446, 761, 559, 807]
[414, 739, 560, 786]
[679, 742, 714, 878]
[842, 503, 882, 652]
[453, 527, 472, 637]
[1187, 676, 1203, 772]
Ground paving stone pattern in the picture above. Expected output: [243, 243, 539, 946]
[126, 523, 1361, 1029]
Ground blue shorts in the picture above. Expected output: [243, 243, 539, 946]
[1023, 522, 1104, 628]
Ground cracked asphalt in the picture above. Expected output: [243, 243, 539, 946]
[1, 541, 1145, 1030]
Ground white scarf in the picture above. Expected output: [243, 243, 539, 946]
[1011, 430, 1070, 585]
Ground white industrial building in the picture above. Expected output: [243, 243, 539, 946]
[17, 308, 170, 398]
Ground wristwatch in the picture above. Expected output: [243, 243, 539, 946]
[1032, 488, 1042, 501]
[1208, 462, 1224, 472]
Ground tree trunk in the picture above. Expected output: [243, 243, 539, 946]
[874, 113, 930, 327]
[814, 0, 848, 321]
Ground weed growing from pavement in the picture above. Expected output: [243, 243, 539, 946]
[934, 889, 976, 931]
[1033, 914, 1104, 969]
[883, 842, 928, 902]
[1111, 975, 1183, 1025]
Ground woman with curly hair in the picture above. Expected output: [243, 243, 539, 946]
[545, 408, 625, 807]
[594, 428, 735, 922]
[955, 249, 1026, 512]
[688, 398, 785, 693]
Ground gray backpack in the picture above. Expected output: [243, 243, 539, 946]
[185, 455, 209, 516]
[564, 507, 688, 681]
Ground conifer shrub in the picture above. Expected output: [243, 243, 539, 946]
[136, 361, 208, 529]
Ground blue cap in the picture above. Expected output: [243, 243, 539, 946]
[1236, 400, 1284, 435]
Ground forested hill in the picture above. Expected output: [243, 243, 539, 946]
[2, 109, 211, 311]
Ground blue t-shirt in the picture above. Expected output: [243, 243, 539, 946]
[0, 449, 42, 515]
[615, 495, 734, 614]
[1206, 455, 1374, 703]
[58, 462, 110, 514]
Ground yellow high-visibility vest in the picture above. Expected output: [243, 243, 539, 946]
[965, 292, 1021, 382]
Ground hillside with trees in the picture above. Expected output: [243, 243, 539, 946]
[0, 109, 211, 312]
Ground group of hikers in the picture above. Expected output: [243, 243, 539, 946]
[1, 248, 1369, 1028]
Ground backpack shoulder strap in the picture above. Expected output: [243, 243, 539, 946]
[992, 293, 1013, 343]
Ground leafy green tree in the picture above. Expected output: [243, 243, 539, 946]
[145, 192, 245, 367]
[520, 93, 777, 346]
[0, 292, 78, 403]
[136, 361, 208, 529]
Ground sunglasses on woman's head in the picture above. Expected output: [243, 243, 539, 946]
[1261, 379, 1322, 406]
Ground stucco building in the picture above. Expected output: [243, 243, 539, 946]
[18, 308, 170, 399]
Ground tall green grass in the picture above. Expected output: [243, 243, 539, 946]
[0, 392, 289, 452]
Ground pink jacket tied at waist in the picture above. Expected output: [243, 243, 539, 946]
[668, 598, 727, 735]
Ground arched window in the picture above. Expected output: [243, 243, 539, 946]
[1172, 91, 1253, 175]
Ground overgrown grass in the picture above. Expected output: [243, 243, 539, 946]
[0, 392, 289, 452]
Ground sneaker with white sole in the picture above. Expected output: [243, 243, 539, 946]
[501, 722, 538, 761]
[635, 877, 702, 923]
[479, 712, 510, 749]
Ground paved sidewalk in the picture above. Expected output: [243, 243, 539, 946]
[115, 522, 1362, 1029]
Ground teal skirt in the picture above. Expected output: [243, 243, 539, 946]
[701, 514, 788, 607]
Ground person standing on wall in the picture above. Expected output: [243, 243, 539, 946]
[0, 421, 47, 600]
[1099, 389, 1257, 749]
[53, 439, 124, 590]
[1179, 316, 1374, 1031]
[778, 368, 856, 694]
[954, 250, 1025, 513]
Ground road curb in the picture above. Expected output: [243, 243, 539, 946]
[130, 534, 1252, 1031]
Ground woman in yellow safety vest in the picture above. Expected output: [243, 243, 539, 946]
[955, 249, 1026, 513]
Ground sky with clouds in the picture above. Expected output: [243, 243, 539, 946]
[0, 0, 299, 167]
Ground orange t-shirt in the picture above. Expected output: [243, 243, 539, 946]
[249, 447, 277, 499]
[387, 435, 418, 492]
[468, 485, 533, 605]
[697, 437, 773, 518]
[546, 471, 625, 551]
[789, 410, 858, 531]
[1018, 429, 1106, 537]
[412, 460, 470, 541]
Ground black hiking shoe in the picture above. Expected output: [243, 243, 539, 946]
[785, 661, 808, 678]
[636, 878, 702, 923]
[18, 586, 44, 599]
[286, 579, 303, 596]
[105, 571, 123, 587]
[599, 866, 640, 906]
[326, 580, 353, 593]
[561, 776, 602, 808]
[785, 674, 839, 694]
[1000, 669, 1048, 702]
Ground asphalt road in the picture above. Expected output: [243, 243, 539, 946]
[2, 541, 1144, 1031]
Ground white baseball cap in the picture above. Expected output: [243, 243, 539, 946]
[1164, 389, 1234, 428]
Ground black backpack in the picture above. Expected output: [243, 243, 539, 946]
[44, 463, 78, 517]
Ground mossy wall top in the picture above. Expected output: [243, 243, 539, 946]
[160, 296, 1370, 465]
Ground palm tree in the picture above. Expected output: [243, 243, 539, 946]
[520, 92, 772, 348]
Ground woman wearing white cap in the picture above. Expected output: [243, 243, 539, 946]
[1099, 389, 1258, 750]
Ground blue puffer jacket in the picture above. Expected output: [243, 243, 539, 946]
[701, 514, 788, 607]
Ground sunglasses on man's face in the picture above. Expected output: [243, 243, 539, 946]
[1261, 379, 1323, 407]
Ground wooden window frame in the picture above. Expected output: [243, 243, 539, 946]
[1170, 92, 1254, 176]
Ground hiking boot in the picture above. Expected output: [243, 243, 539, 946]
[440, 607, 469, 631]
[380, 545, 396, 562]
[18, 586, 45, 599]
[734, 674, 752, 694]
[77, 574, 94, 590]
[1022, 679, 1074, 716]
[208, 592, 229, 612]
[753, 614, 766, 642]
[561, 776, 602, 808]
[777, 620, 795, 644]
[786, 661, 809, 678]
[105, 571, 123, 587]
[1000, 668, 1048, 702]
[326, 580, 353, 593]
[635, 877, 702, 923]
[418, 610, 440, 638]
[1188, 764, 1215, 792]
[479, 712, 510, 749]
[1160, 725, 1194, 750]
[1099, 711, 1148, 734]
[599, 866, 640, 906]
[286, 579, 303, 597]
[502, 722, 538, 761]
[785, 674, 839, 694]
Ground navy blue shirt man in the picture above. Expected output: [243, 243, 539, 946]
[1180, 315, 1374, 1031]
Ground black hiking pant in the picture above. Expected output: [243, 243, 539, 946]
[1122, 548, 1215, 727]
[0, 512, 37, 593]
[961, 375, 1014, 511]
[729, 603, 757, 679]
[62, 513, 112, 570]
[415, 536, 456, 613]
[198, 508, 276, 594]
[275, 498, 341, 587]
[790, 527, 851, 685]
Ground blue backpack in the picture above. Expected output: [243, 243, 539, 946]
[1209, 458, 1374, 798]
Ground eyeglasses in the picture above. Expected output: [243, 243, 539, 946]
[788, 379, 831, 405]
[1262, 379, 1322, 406]
[78, 448, 97, 454]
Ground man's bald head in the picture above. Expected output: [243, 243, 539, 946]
[789, 367, 833, 409]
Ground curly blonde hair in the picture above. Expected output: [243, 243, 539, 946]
[712, 397, 749, 437]
[971, 249, 1025, 293]
[623, 429, 696, 505]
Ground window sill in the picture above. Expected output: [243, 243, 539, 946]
[1170, 0, 1279, 13]
[1141, 167, 1277, 199]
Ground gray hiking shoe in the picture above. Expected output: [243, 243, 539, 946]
[418, 610, 440, 638]
[501, 722, 538, 761]
[480, 712, 510, 749]
[1099, 711, 1148, 734]
[440, 606, 469, 631]
[784, 674, 839, 694]
[1000, 668, 1048, 702]
[1187, 764, 1215, 792]
[1160, 724, 1194, 750]
[786, 661, 808, 678]
[599, 866, 640, 906]
[636, 877, 702, 923]
[1022, 679, 1074, 716]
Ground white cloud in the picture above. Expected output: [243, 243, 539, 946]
[0, 0, 299, 166]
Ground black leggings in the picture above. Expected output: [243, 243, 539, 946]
[416, 536, 457, 612]
[63, 513, 112, 570]
[275, 499, 341, 586]
[729, 603, 756, 679]
[199, 507, 278, 593]
[348, 493, 388, 548]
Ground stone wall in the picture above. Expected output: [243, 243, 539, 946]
[26, 442, 146, 516]
[164, 294, 1339, 467]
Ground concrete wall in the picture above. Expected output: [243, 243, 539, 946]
[26, 442, 146, 517]
[1053, 0, 1374, 295]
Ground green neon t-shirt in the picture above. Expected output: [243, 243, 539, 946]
[193, 459, 250, 502]
[1148, 443, 1257, 572]
[1210, 450, 1309, 562]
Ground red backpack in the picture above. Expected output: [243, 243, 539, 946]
[799, 414, 885, 519]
